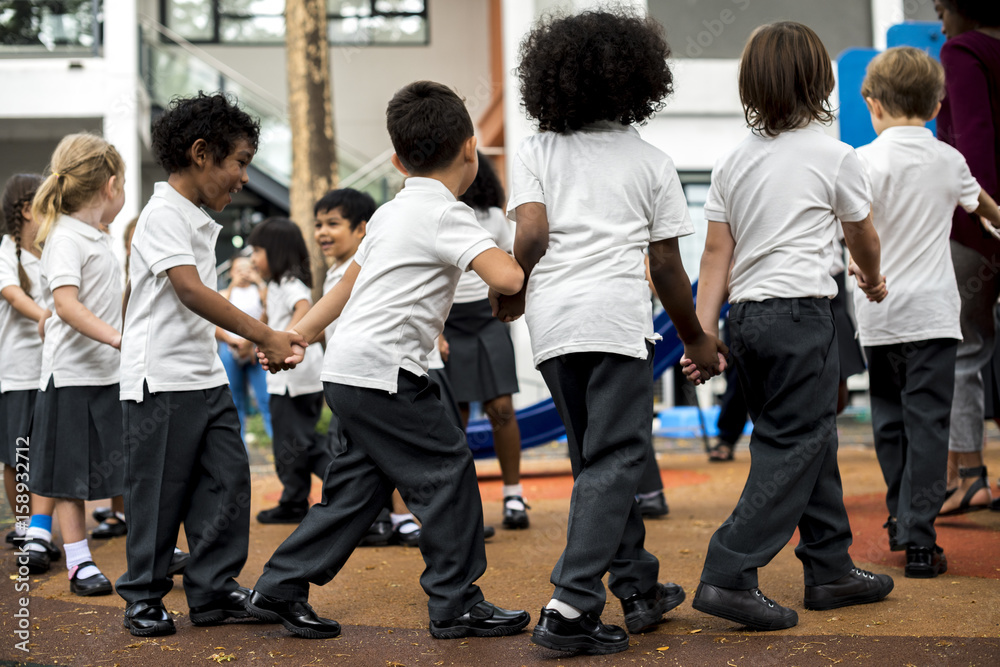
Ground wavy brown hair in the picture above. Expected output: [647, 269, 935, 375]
[739, 22, 835, 137]
[1, 173, 44, 292]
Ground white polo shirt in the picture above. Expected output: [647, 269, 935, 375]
[0, 236, 44, 392]
[453, 206, 514, 304]
[854, 126, 979, 346]
[704, 123, 872, 303]
[323, 177, 496, 393]
[322, 256, 353, 346]
[264, 275, 323, 396]
[507, 121, 694, 368]
[120, 182, 228, 402]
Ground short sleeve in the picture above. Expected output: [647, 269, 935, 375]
[650, 162, 695, 241]
[0, 245, 17, 291]
[487, 207, 515, 253]
[140, 206, 197, 277]
[834, 150, 872, 222]
[353, 235, 369, 267]
[282, 277, 313, 306]
[703, 160, 729, 223]
[436, 203, 497, 270]
[955, 152, 983, 213]
[506, 145, 545, 220]
[43, 235, 83, 290]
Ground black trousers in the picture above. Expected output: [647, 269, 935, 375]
[701, 298, 854, 589]
[269, 391, 329, 506]
[866, 339, 957, 548]
[116, 384, 250, 607]
[716, 320, 749, 446]
[254, 372, 487, 621]
[539, 345, 660, 616]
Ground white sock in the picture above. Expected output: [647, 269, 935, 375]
[64, 539, 100, 580]
[545, 598, 582, 619]
[24, 526, 52, 552]
[174, 547, 183, 555]
[390, 513, 419, 534]
[502, 483, 523, 499]
[636, 490, 663, 500]
[14, 522, 27, 537]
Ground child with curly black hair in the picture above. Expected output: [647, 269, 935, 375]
[496, 9, 726, 654]
[116, 92, 306, 637]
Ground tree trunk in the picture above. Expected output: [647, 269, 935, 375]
[285, 0, 336, 297]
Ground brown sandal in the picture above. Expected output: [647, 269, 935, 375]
[939, 466, 991, 516]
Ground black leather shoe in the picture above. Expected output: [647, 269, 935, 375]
[191, 586, 253, 625]
[256, 503, 308, 525]
[359, 508, 392, 546]
[484, 525, 495, 539]
[19, 542, 50, 575]
[5, 529, 19, 547]
[166, 550, 190, 577]
[91, 516, 127, 539]
[692, 582, 797, 630]
[69, 561, 113, 597]
[905, 545, 947, 579]
[502, 496, 530, 529]
[429, 600, 529, 639]
[390, 519, 421, 547]
[621, 582, 685, 633]
[883, 516, 904, 552]
[637, 492, 670, 518]
[803, 568, 894, 610]
[8, 531, 61, 560]
[92, 506, 113, 523]
[124, 599, 176, 637]
[245, 590, 341, 639]
[530, 607, 628, 654]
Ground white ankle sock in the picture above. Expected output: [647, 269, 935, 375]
[14, 522, 26, 537]
[64, 540, 100, 580]
[24, 526, 52, 551]
[174, 547, 183, 555]
[502, 483, 523, 499]
[636, 490, 663, 500]
[390, 513, 419, 534]
[546, 598, 582, 619]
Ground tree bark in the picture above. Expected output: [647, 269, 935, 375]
[285, 0, 336, 297]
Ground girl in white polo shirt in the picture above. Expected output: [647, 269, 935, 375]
[249, 217, 329, 524]
[30, 133, 126, 597]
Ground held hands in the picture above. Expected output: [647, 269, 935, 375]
[489, 287, 526, 322]
[848, 261, 888, 303]
[979, 215, 1000, 241]
[438, 334, 450, 363]
[679, 332, 729, 386]
[257, 329, 308, 373]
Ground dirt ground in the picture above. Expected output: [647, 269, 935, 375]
[2, 421, 999, 666]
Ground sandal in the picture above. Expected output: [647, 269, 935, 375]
[939, 465, 992, 516]
[708, 442, 734, 462]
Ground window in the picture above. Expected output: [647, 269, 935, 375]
[0, 0, 101, 54]
[163, 0, 428, 45]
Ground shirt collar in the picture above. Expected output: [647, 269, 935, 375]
[56, 214, 105, 241]
[879, 125, 934, 139]
[402, 177, 457, 201]
[153, 182, 218, 228]
[580, 119, 634, 133]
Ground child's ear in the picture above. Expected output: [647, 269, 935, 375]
[390, 153, 410, 177]
[463, 136, 478, 163]
[928, 100, 942, 122]
[189, 138, 210, 168]
[356, 220, 367, 237]
[106, 174, 119, 199]
[864, 97, 883, 119]
[20, 200, 33, 221]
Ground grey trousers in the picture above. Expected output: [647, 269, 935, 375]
[116, 384, 250, 608]
[254, 372, 487, 621]
[538, 345, 660, 616]
[701, 298, 854, 589]
[867, 339, 957, 548]
[949, 241, 1000, 453]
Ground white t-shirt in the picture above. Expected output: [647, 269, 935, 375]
[38, 216, 122, 388]
[853, 126, 979, 346]
[228, 284, 264, 322]
[0, 236, 43, 392]
[704, 123, 872, 303]
[120, 182, 228, 402]
[453, 207, 514, 304]
[507, 121, 693, 367]
[323, 177, 496, 393]
[264, 276, 323, 396]
[322, 256, 353, 346]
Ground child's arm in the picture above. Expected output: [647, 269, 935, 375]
[166, 265, 306, 370]
[841, 212, 887, 302]
[0, 285, 48, 324]
[52, 285, 121, 349]
[282, 260, 361, 348]
[470, 248, 523, 296]
[975, 189, 1000, 238]
[490, 202, 547, 322]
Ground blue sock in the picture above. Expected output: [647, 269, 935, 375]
[29, 515, 53, 533]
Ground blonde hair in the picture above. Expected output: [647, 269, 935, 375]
[33, 133, 125, 250]
[861, 47, 945, 121]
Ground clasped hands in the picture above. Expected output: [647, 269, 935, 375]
[256, 329, 308, 373]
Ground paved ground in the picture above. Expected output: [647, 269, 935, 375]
[2, 417, 999, 666]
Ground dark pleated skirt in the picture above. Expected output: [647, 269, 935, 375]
[832, 272, 866, 381]
[0, 389, 36, 467]
[443, 298, 520, 403]
[28, 379, 123, 500]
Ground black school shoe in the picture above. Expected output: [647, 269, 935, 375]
[883, 516, 905, 551]
[429, 600, 530, 639]
[530, 607, 629, 655]
[91, 516, 127, 539]
[803, 568, 894, 610]
[390, 519, 421, 547]
[69, 561, 113, 597]
[905, 545, 948, 579]
[637, 492, 670, 518]
[190, 586, 254, 626]
[245, 590, 341, 639]
[502, 496, 530, 529]
[358, 512, 392, 546]
[621, 582, 685, 633]
[166, 550, 190, 577]
[692, 582, 798, 630]
[124, 599, 176, 637]
[256, 503, 309, 524]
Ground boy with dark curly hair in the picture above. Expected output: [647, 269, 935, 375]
[116, 92, 307, 637]
[494, 9, 726, 655]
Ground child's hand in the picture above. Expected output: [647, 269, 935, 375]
[438, 334, 450, 362]
[490, 288, 525, 322]
[848, 262, 888, 303]
[681, 333, 728, 385]
[110, 333, 122, 350]
[37, 308, 51, 340]
[979, 215, 1000, 241]
[258, 329, 308, 372]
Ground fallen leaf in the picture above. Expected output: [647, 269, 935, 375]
[689, 629, 702, 634]
[208, 653, 236, 663]
[656, 646, 670, 651]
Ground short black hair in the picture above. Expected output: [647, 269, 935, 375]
[313, 188, 377, 231]
[152, 92, 261, 174]
[517, 10, 674, 133]
[943, 0, 1000, 27]
[459, 152, 505, 212]
[386, 81, 474, 174]
[246, 217, 312, 288]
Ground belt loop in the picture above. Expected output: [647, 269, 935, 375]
[791, 298, 800, 322]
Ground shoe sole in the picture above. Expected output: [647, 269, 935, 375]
[692, 596, 797, 630]
[429, 615, 531, 640]
[190, 609, 255, 626]
[72, 585, 113, 597]
[624, 588, 686, 634]
[245, 600, 341, 639]
[502, 516, 530, 530]
[530, 627, 629, 655]
[803, 581, 894, 611]
[22, 553, 50, 575]
[905, 563, 948, 579]
[123, 617, 176, 637]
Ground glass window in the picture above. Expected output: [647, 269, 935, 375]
[0, 0, 100, 54]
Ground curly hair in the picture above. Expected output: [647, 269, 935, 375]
[459, 152, 505, 213]
[942, 0, 1000, 27]
[152, 92, 260, 174]
[1, 173, 44, 292]
[516, 10, 674, 133]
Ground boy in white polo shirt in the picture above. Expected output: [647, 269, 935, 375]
[247, 81, 528, 641]
[855, 47, 1000, 577]
[116, 93, 306, 637]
